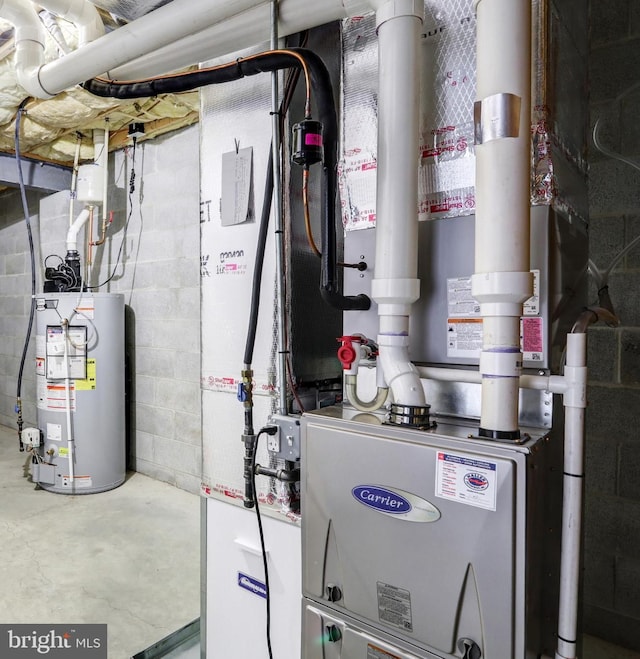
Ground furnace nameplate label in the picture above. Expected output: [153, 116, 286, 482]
[435, 451, 498, 511]
[377, 581, 413, 633]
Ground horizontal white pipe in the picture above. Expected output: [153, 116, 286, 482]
[66, 207, 90, 251]
[35, 0, 104, 45]
[416, 365, 568, 395]
[109, 0, 359, 80]
[6, 0, 373, 96]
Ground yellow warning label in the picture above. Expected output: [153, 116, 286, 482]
[75, 359, 96, 391]
[58, 447, 69, 457]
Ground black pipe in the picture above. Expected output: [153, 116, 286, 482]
[254, 465, 301, 483]
[82, 48, 369, 311]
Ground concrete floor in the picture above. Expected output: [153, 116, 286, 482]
[0, 424, 200, 659]
[2, 424, 639, 659]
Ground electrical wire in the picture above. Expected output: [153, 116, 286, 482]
[252, 428, 275, 659]
[14, 99, 37, 451]
[87, 139, 137, 289]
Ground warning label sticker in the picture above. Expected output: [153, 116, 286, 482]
[447, 277, 480, 317]
[37, 376, 76, 412]
[522, 316, 544, 362]
[367, 644, 402, 659]
[76, 359, 97, 391]
[435, 452, 498, 511]
[447, 318, 483, 358]
[377, 582, 413, 633]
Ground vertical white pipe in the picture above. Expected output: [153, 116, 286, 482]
[63, 325, 74, 484]
[555, 332, 587, 659]
[370, 0, 425, 408]
[471, 0, 532, 436]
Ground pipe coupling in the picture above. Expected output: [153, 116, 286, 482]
[388, 403, 431, 429]
[375, 0, 423, 28]
[471, 271, 533, 316]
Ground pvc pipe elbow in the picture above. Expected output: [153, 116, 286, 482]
[66, 208, 90, 251]
[378, 342, 425, 407]
[36, 0, 105, 44]
[345, 375, 389, 412]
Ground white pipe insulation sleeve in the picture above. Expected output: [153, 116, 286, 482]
[66, 208, 90, 251]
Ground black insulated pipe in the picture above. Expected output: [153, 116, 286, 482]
[82, 48, 369, 311]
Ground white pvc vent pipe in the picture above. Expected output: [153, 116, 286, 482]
[2, 0, 373, 97]
[34, 0, 104, 45]
[471, 0, 532, 436]
[369, 0, 425, 408]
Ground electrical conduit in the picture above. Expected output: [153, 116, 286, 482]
[471, 0, 532, 438]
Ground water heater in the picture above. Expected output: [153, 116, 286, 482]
[31, 292, 126, 494]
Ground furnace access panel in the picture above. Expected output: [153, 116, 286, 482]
[301, 407, 556, 659]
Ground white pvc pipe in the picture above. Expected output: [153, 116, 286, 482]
[555, 332, 587, 659]
[370, 0, 425, 409]
[415, 365, 569, 395]
[0, 0, 48, 98]
[3, 0, 369, 98]
[34, 0, 104, 45]
[471, 0, 532, 435]
[66, 207, 90, 251]
[108, 0, 366, 80]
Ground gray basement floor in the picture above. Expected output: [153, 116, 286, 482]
[0, 424, 200, 659]
[2, 425, 639, 659]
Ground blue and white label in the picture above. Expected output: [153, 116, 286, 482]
[435, 452, 498, 511]
[352, 485, 440, 523]
[238, 572, 267, 599]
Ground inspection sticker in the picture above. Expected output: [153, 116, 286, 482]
[435, 452, 497, 511]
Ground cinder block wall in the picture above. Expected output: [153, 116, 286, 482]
[0, 189, 45, 433]
[585, 0, 640, 649]
[2, 125, 202, 494]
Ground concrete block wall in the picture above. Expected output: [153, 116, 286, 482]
[0, 189, 45, 432]
[585, 0, 640, 649]
[3, 124, 202, 494]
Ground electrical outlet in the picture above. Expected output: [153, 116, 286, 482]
[267, 433, 280, 453]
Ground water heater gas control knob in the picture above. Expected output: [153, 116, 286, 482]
[325, 584, 343, 602]
[325, 625, 342, 643]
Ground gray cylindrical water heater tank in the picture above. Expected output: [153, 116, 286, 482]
[34, 292, 125, 494]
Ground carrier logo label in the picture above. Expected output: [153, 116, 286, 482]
[463, 472, 489, 491]
[352, 485, 440, 523]
[238, 572, 267, 599]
